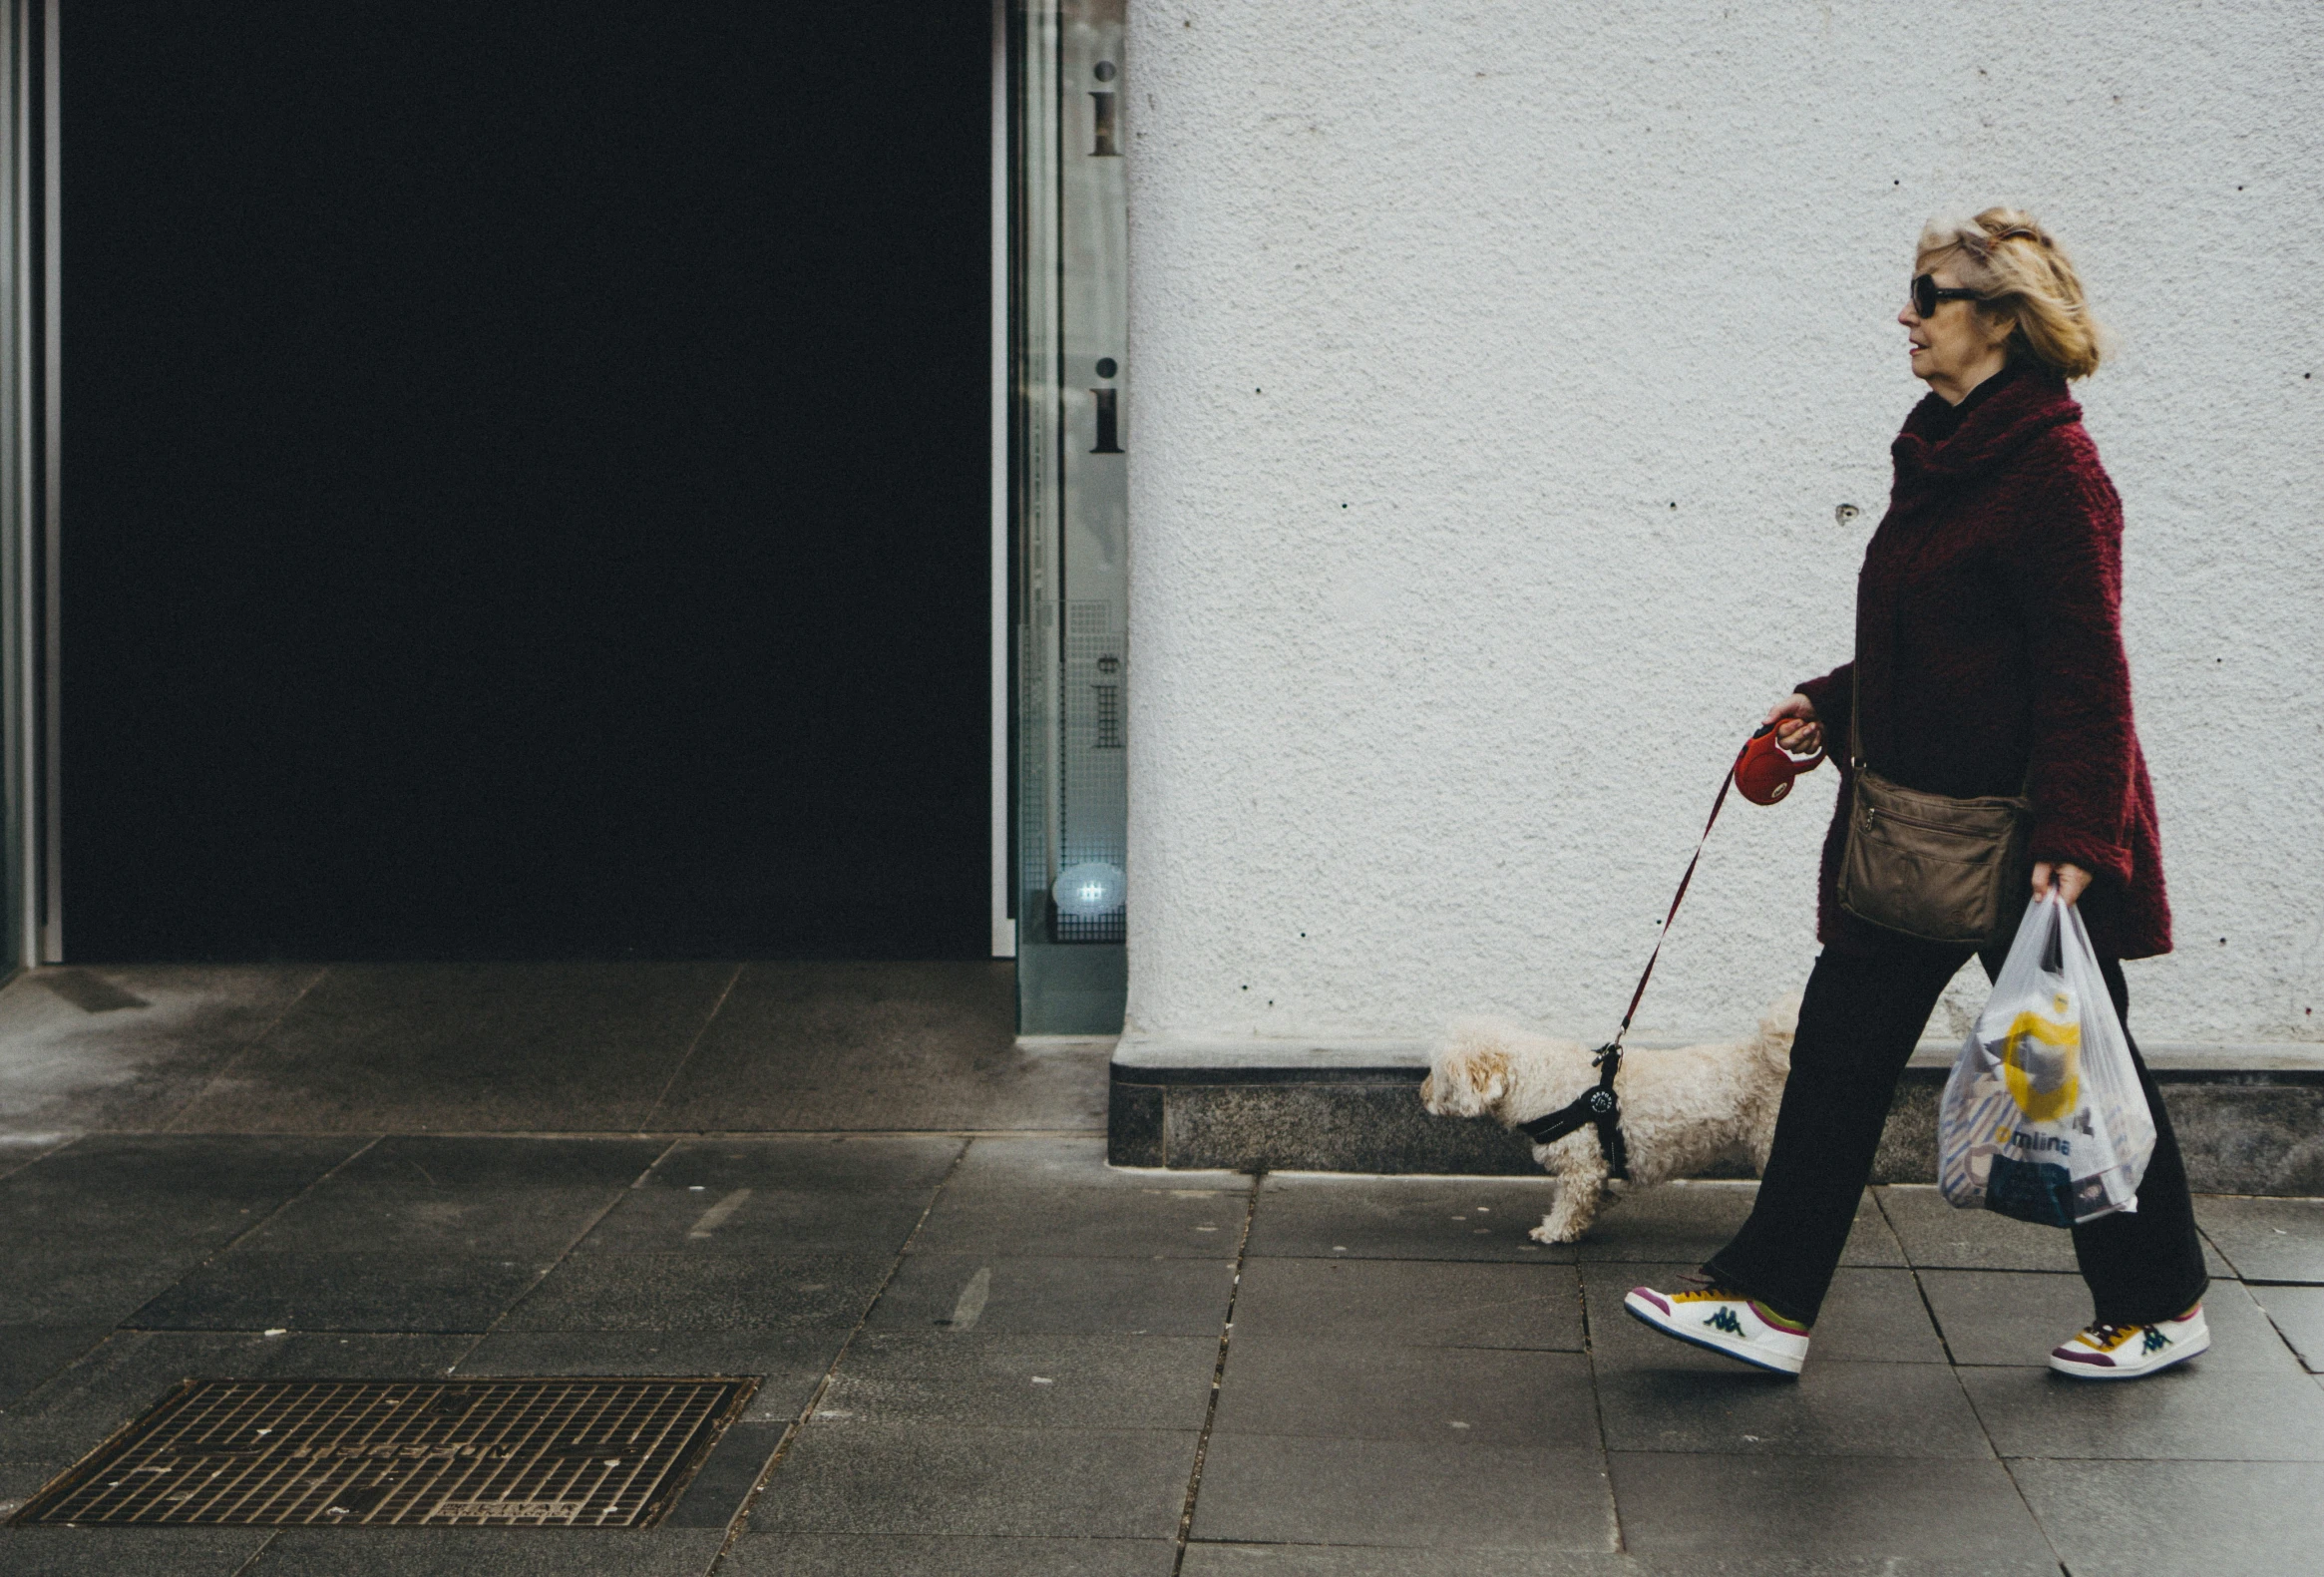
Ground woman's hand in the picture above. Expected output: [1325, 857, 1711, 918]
[2032, 862, 2092, 906]
[1763, 692, 1822, 756]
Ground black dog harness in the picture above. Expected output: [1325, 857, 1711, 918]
[1516, 1041, 1631, 1179]
[1513, 764, 1741, 1183]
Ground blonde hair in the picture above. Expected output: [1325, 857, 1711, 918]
[1917, 207, 2105, 380]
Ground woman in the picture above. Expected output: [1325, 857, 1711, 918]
[1623, 209, 2206, 1379]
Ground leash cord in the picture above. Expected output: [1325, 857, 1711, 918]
[1604, 764, 1738, 1056]
[1517, 757, 1741, 1184]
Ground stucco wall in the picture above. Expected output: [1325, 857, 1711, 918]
[1122, 1, 2322, 1051]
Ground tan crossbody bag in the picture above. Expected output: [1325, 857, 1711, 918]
[1835, 668, 2033, 946]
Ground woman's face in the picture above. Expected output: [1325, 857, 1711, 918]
[1898, 262, 2009, 401]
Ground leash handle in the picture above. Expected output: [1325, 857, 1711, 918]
[1608, 765, 1737, 1051]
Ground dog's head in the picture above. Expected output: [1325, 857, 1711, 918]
[1421, 1021, 1519, 1118]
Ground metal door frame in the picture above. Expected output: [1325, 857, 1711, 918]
[0, 0, 56, 974]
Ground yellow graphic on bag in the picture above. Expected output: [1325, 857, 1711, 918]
[2002, 989, 2081, 1122]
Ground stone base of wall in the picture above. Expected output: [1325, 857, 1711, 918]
[1109, 1040, 2324, 1196]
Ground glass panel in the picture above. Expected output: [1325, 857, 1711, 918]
[1011, 0, 1126, 1032]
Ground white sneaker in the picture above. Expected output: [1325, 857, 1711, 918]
[2048, 1306, 2209, 1380]
[1624, 1285, 1811, 1376]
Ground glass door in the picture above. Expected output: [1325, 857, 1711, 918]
[1010, 0, 1126, 1032]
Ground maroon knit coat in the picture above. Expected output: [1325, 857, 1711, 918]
[1797, 367, 2172, 961]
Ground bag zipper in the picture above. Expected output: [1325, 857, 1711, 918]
[1860, 802, 1994, 835]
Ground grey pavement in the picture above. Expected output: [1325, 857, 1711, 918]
[0, 965, 2321, 1575]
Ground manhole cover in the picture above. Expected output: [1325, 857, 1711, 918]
[11, 1376, 757, 1528]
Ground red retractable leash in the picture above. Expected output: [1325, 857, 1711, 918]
[1514, 720, 1823, 1179]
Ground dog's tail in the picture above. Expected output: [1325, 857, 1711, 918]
[1750, 991, 1803, 1069]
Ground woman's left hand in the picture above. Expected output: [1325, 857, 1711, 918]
[2032, 862, 2092, 906]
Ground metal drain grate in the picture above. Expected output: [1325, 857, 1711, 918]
[11, 1376, 757, 1528]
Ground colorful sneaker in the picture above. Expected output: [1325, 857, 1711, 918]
[2048, 1306, 2209, 1380]
[1623, 1285, 1810, 1375]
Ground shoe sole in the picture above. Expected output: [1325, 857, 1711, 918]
[2048, 1332, 2209, 1380]
[1623, 1291, 1804, 1376]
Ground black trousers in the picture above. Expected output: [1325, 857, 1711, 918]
[1703, 938, 2208, 1330]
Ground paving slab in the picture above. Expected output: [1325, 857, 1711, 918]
[2008, 1457, 2324, 1577]
[1182, 1550, 1978, 1576]
[866, 1253, 1235, 1338]
[499, 1252, 895, 1333]
[751, 1420, 1196, 1538]
[3, 1251, 232, 1328]
[1230, 1258, 1583, 1350]
[1210, 1340, 1600, 1448]
[0, 1327, 112, 1410]
[645, 962, 1105, 1131]
[1511, 1184, 1903, 1268]
[640, 1136, 966, 1196]
[2193, 1224, 2241, 1279]
[2249, 1283, 2324, 1372]
[663, 1418, 785, 1531]
[1580, 1264, 1946, 1368]
[574, 1182, 934, 1259]
[0, 1527, 276, 1577]
[0, 1134, 369, 1324]
[166, 962, 739, 1132]
[0, 1130, 77, 1183]
[130, 1249, 551, 1334]
[243, 1528, 728, 1576]
[122, 1139, 664, 1330]
[1189, 1433, 1615, 1551]
[225, 1175, 647, 1259]
[1607, 1453, 2055, 1570]
[0, 1133, 368, 1265]
[949, 1136, 1241, 1193]
[911, 1182, 1250, 1260]
[1808, 1266, 1952, 1361]
[1181, 1547, 1643, 1576]
[0, 965, 323, 1135]
[186, 1133, 669, 1272]
[1593, 1359, 1991, 1456]
[721, 1533, 1177, 1575]
[815, 1332, 1217, 1430]
[1920, 1269, 2298, 1372]
[1959, 1363, 2324, 1459]
[2192, 1195, 2324, 1282]
[1244, 1175, 1574, 1263]
[1874, 1185, 2077, 1272]
[453, 1329, 845, 1421]
[291, 1132, 668, 1194]
[1569, 1183, 1761, 1265]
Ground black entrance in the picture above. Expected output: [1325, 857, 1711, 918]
[61, 3, 990, 960]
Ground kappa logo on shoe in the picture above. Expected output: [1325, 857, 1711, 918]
[2142, 1328, 2169, 1354]
[1704, 1307, 1744, 1336]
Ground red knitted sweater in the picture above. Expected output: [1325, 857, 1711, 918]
[1797, 367, 2172, 961]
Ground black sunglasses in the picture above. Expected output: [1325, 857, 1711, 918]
[1911, 272, 1984, 317]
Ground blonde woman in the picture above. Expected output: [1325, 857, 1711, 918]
[1624, 210, 2206, 1378]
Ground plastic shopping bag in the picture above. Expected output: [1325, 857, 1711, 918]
[1936, 891, 2157, 1227]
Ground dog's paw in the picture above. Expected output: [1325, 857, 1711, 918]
[1528, 1220, 1585, 1245]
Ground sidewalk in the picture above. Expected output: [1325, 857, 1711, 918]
[1, 966, 2321, 1574]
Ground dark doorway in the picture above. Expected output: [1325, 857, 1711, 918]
[61, 3, 991, 960]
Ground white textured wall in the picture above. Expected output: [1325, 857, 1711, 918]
[1124, 1, 2323, 1050]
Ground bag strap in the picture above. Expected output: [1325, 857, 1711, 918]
[1847, 652, 2034, 801]
[1848, 657, 1865, 774]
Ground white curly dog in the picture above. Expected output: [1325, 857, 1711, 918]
[1419, 994, 1801, 1244]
